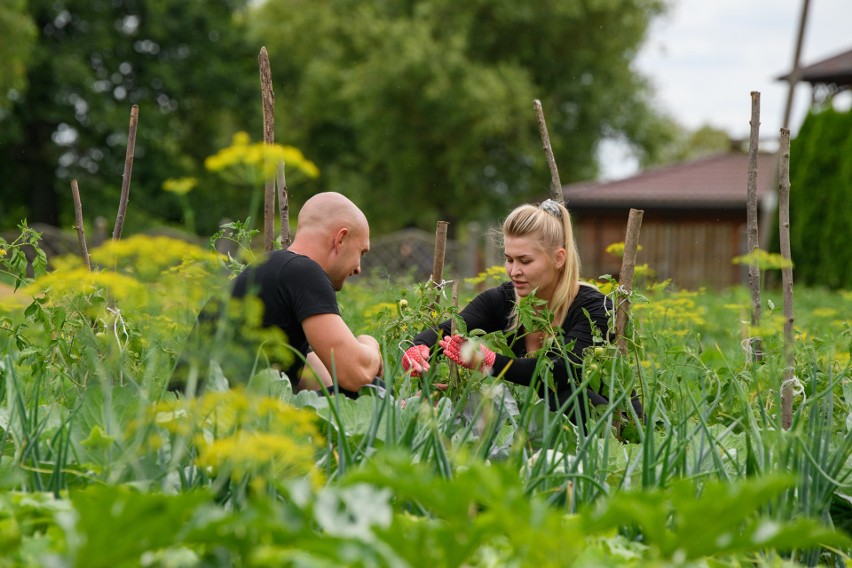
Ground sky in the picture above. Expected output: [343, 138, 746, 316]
[599, 0, 852, 180]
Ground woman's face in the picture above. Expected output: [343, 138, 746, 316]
[504, 235, 565, 302]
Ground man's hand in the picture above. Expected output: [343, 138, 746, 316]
[356, 334, 383, 378]
[438, 334, 496, 372]
[401, 344, 430, 376]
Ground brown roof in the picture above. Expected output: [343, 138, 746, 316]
[776, 47, 852, 85]
[563, 152, 777, 209]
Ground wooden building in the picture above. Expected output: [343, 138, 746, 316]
[563, 152, 778, 290]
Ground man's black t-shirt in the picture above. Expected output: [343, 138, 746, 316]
[231, 250, 339, 383]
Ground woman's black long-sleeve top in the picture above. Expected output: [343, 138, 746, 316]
[413, 281, 613, 416]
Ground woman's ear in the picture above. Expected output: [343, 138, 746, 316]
[554, 248, 566, 270]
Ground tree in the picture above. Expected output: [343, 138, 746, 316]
[250, 0, 672, 233]
[788, 107, 852, 290]
[0, 0, 36, 113]
[0, 0, 259, 234]
[640, 123, 733, 170]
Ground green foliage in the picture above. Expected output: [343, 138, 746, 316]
[2, 233, 852, 565]
[789, 107, 852, 289]
[0, 0, 258, 232]
[640, 122, 733, 169]
[0, 0, 36, 111]
[0, 223, 47, 290]
[251, 0, 672, 232]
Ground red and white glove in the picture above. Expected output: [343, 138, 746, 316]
[438, 334, 496, 372]
[401, 344, 431, 377]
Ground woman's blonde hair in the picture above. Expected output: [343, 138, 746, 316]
[502, 199, 580, 329]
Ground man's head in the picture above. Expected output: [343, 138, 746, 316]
[291, 192, 370, 290]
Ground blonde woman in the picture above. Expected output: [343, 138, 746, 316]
[402, 199, 633, 422]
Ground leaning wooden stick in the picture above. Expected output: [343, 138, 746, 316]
[533, 99, 564, 205]
[778, 128, 795, 430]
[112, 104, 138, 241]
[616, 208, 644, 355]
[70, 179, 91, 271]
[276, 161, 290, 249]
[746, 91, 763, 361]
[259, 46, 276, 251]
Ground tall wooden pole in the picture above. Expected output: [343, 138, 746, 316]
[778, 128, 795, 430]
[259, 46, 276, 251]
[746, 91, 763, 361]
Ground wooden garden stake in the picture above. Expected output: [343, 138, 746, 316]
[778, 128, 795, 430]
[259, 46, 276, 251]
[70, 179, 91, 271]
[616, 208, 644, 355]
[112, 104, 138, 241]
[533, 99, 564, 205]
[431, 221, 449, 286]
[746, 91, 763, 361]
[277, 161, 290, 248]
[448, 279, 460, 391]
[431, 220, 449, 309]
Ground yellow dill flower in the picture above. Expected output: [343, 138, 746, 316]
[204, 131, 320, 186]
[196, 431, 319, 483]
[605, 242, 643, 258]
[162, 177, 198, 196]
[23, 267, 149, 311]
[364, 302, 397, 318]
[89, 235, 220, 282]
[732, 250, 793, 270]
[811, 307, 838, 318]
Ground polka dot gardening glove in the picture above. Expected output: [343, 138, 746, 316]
[438, 334, 496, 372]
[401, 344, 431, 377]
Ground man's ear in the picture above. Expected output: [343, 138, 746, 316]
[333, 227, 349, 251]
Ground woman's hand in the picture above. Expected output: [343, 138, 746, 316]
[438, 334, 495, 372]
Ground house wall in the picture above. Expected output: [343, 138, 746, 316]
[572, 209, 748, 290]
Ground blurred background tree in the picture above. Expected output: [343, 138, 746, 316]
[0, 0, 258, 234]
[787, 107, 852, 290]
[0, 1, 36, 114]
[251, 0, 674, 233]
[1, 0, 677, 236]
[639, 123, 733, 170]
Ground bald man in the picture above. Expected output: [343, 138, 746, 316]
[230, 192, 382, 394]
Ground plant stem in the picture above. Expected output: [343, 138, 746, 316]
[277, 161, 290, 248]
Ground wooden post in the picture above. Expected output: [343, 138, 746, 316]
[259, 46, 276, 251]
[70, 179, 91, 271]
[746, 91, 763, 361]
[277, 162, 290, 248]
[448, 280, 460, 391]
[112, 104, 138, 241]
[533, 99, 564, 205]
[431, 221, 449, 310]
[431, 221, 449, 287]
[778, 128, 795, 430]
[616, 209, 644, 355]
